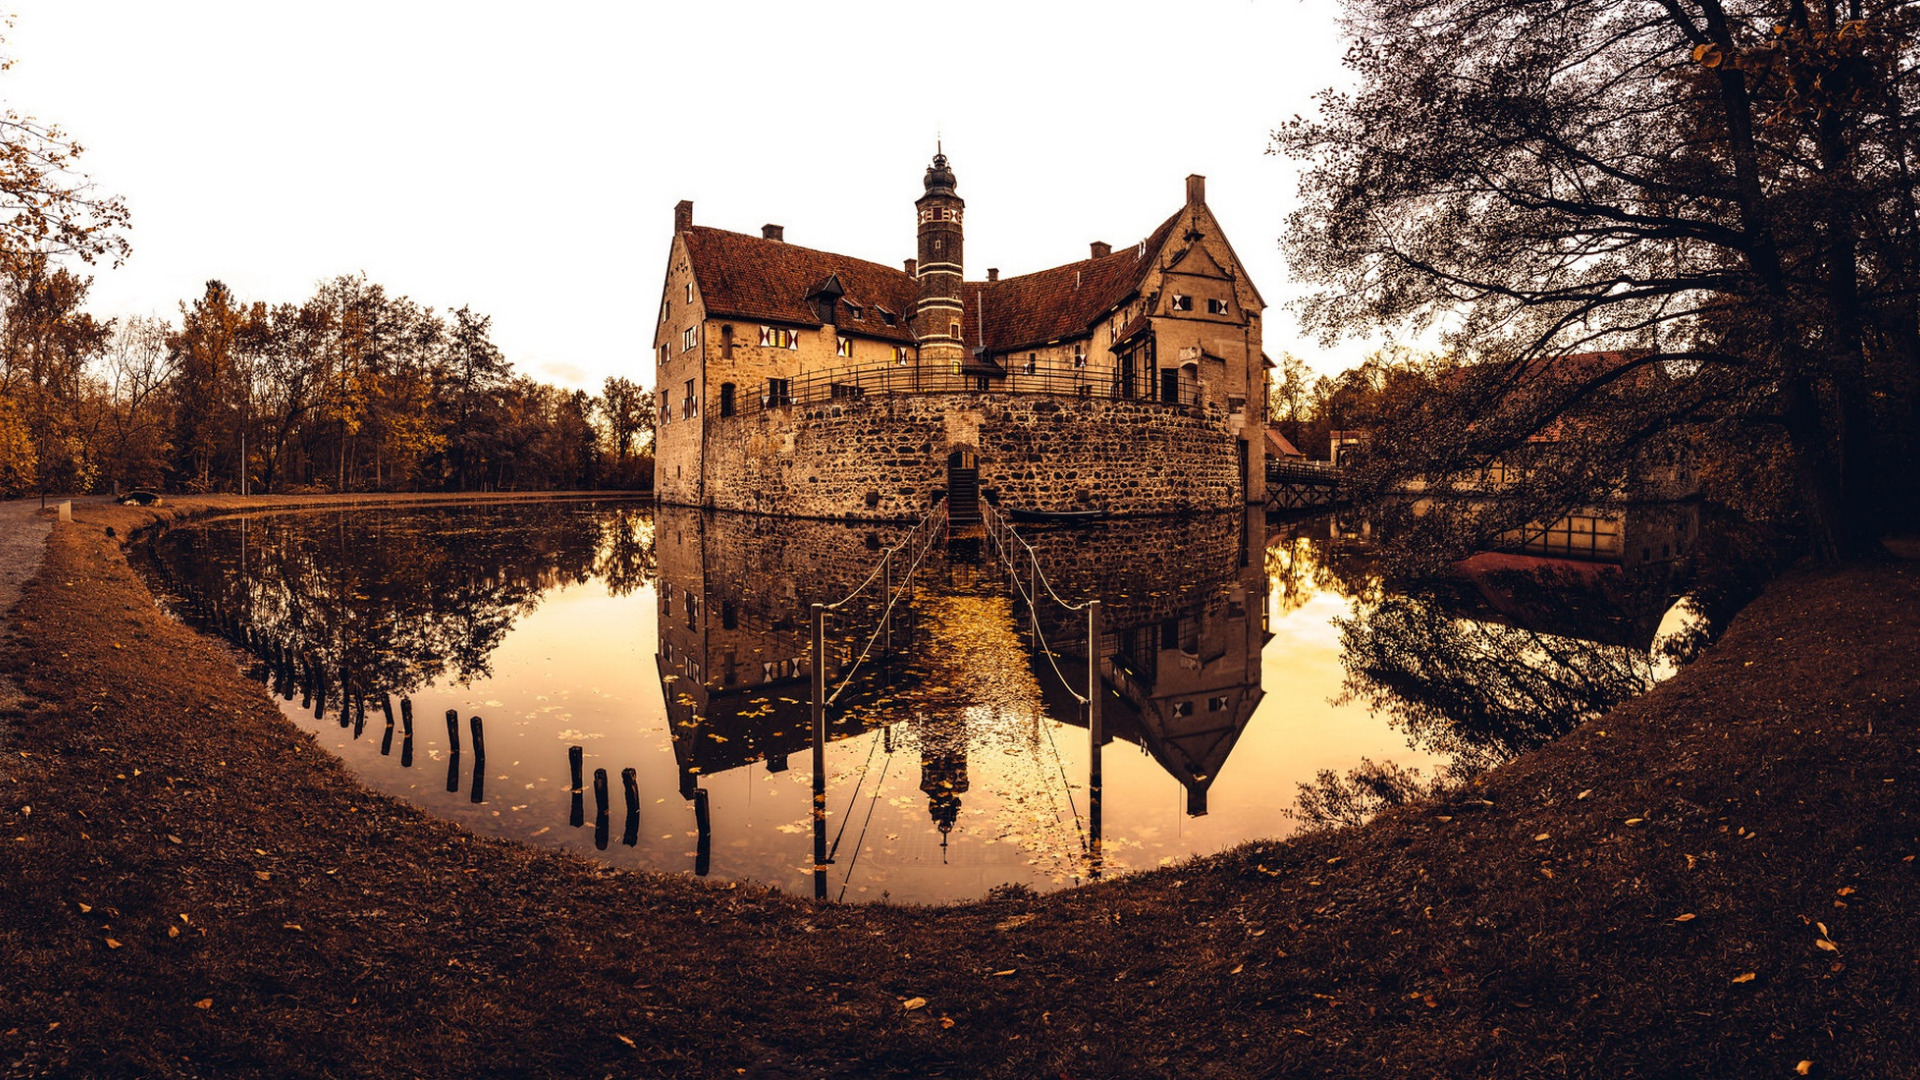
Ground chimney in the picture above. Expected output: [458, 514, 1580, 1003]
[1186, 174, 1206, 206]
[762, 224, 784, 242]
[904, 257, 917, 276]
[1090, 241, 1112, 259]
[986, 268, 999, 282]
[674, 199, 693, 232]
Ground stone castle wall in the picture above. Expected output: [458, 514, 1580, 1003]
[689, 393, 1245, 520]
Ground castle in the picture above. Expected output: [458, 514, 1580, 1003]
[651, 152, 1270, 519]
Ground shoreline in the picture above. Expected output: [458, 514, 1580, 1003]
[3, 495, 1916, 1077]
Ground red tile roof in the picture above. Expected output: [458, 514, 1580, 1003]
[961, 210, 1182, 353]
[682, 227, 920, 344]
[682, 207, 1184, 354]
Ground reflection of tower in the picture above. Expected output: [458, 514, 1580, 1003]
[915, 713, 970, 848]
[912, 148, 966, 371]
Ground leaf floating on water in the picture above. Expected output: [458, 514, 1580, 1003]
[1796, 1062, 1813, 1076]
[1732, 972, 1756, 983]
[991, 970, 1016, 977]
[1815, 938, 1839, 953]
[1624, 818, 1645, 827]
[167, 925, 179, 939]
[1576, 789, 1592, 800]
[1674, 913, 1696, 922]
[192, 998, 213, 1010]
[902, 997, 928, 1011]
[1533, 833, 1551, 842]
[615, 1034, 635, 1048]
[940, 1016, 955, 1029]
[77, 902, 91, 914]
[105, 938, 123, 949]
[283, 923, 302, 931]
[1230, 964, 1244, 975]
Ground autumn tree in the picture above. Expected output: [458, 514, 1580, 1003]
[439, 305, 510, 490]
[1278, 0, 1920, 560]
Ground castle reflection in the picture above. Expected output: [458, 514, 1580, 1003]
[652, 506, 1272, 864]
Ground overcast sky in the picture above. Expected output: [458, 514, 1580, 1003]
[5, 0, 1379, 390]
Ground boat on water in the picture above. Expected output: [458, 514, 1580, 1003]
[1006, 507, 1110, 525]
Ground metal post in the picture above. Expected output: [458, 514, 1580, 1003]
[1087, 599, 1104, 878]
[810, 602, 828, 900]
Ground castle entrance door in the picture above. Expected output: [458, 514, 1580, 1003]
[947, 449, 980, 524]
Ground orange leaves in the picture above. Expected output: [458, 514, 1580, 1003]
[1692, 43, 1727, 69]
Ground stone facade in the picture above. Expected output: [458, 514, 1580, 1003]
[652, 155, 1270, 519]
[700, 393, 1243, 520]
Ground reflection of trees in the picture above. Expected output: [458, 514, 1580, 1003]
[594, 507, 656, 598]
[151, 502, 653, 696]
[1336, 574, 1662, 775]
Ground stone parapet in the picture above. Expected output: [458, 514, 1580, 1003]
[681, 393, 1245, 520]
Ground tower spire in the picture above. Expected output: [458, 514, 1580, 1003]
[912, 149, 965, 369]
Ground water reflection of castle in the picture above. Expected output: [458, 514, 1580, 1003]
[653, 507, 1272, 837]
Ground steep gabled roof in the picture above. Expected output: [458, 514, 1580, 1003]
[682, 226, 919, 343]
[961, 210, 1183, 354]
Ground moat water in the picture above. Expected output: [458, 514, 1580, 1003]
[140, 498, 1705, 904]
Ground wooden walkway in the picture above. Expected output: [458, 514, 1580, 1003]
[1263, 461, 1346, 511]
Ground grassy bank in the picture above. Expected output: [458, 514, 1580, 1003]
[2, 498, 1916, 1078]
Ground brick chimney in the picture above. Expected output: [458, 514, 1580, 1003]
[762, 224, 784, 242]
[904, 257, 917, 276]
[1090, 241, 1112, 259]
[674, 199, 693, 232]
[1186, 174, 1206, 205]
[986, 268, 999, 282]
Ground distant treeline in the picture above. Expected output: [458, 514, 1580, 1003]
[0, 264, 654, 497]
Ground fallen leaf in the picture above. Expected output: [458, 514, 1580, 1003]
[1576, 789, 1592, 800]
[1815, 939, 1839, 953]
[940, 1016, 955, 1029]
[105, 938, 122, 949]
[1675, 913, 1696, 922]
[1625, 818, 1645, 827]
[1533, 833, 1551, 842]
[991, 970, 1016, 977]
[1796, 1062, 1813, 1076]
[192, 998, 212, 1010]
[253, 871, 270, 881]
[902, 997, 928, 1011]
[1230, 964, 1244, 975]
[166, 835, 182, 845]
[167, 926, 179, 939]
[615, 1034, 635, 1047]
[282, 923, 302, 932]
[76, 903, 91, 914]
[1732, 972, 1756, 984]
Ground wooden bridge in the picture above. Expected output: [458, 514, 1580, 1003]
[1264, 460, 1346, 511]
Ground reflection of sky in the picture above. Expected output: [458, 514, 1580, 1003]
[175, 505, 1637, 903]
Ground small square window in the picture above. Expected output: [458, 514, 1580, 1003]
[682, 327, 696, 352]
[837, 336, 853, 358]
[685, 282, 693, 304]
[1073, 345, 1087, 368]
[894, 346, 912, 365]
[1207, 297, 1229, 315]
[1023, 353, 1036, 375]
[1170, 294, 1192, 312]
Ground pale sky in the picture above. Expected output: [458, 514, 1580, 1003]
[5, 0, 1378, 391]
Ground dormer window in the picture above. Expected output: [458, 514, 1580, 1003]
[876, 307, 897, 326]
[847, 304, 863, 321]
[1170, 294, 1192, 312]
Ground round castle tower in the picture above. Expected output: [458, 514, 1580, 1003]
[912, 149, 966, 370]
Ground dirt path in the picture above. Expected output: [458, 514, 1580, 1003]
[0, 499, 56, 711]
[1, 497, 1916, 1078]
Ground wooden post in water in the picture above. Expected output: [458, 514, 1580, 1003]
[811, 602, 828, 901]
[621, 767, 640, 847]
[693, 787, 712, 877]
[593, 768, 609, 819]
[380, 693, 395, 728]
[445, 709, 460, 754]
[469, 715, 486, 762]
[400, 696, 414, 737]
[1087, 599, 1104, 878]
[568, 745, 584, 791]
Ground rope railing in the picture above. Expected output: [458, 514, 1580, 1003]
[820, 502, 948, 706]
[978, 500, 1097, 705]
